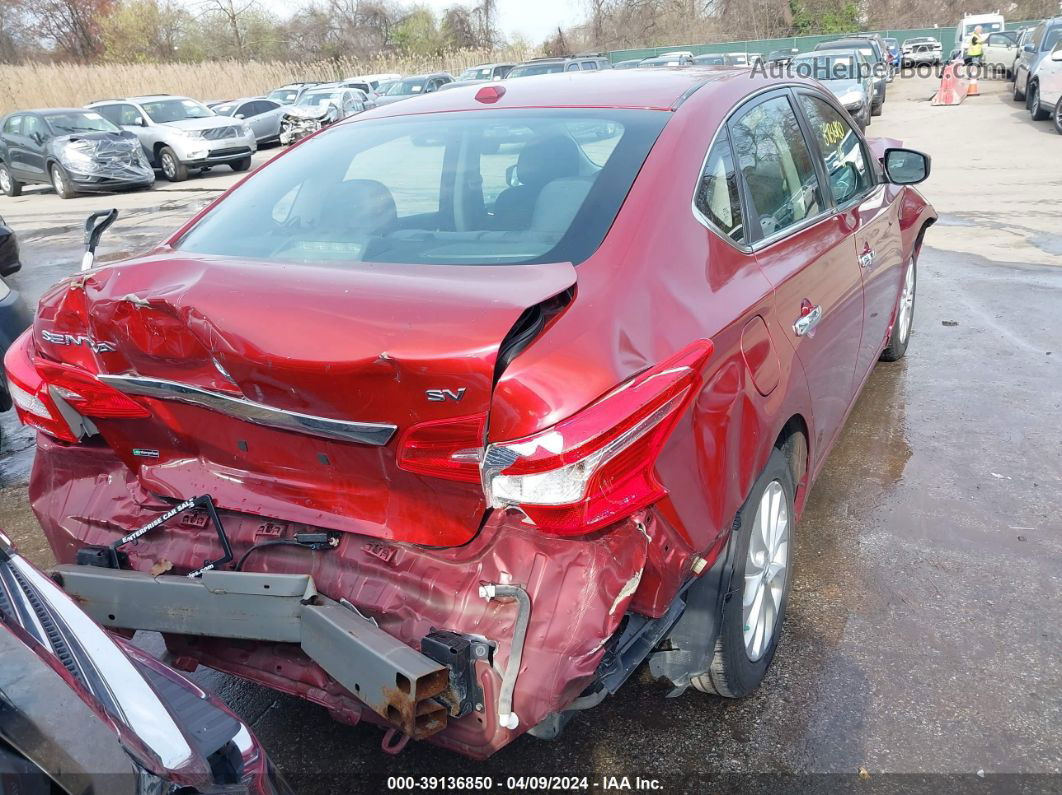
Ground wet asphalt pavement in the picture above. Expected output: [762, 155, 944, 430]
[0, 76, 1059, 792]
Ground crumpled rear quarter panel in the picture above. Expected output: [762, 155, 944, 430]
[30, 436, 649, 758]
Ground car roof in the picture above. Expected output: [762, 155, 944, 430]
[817, 38, 877, 48]
[6, 107, 94, 115]
[122, 95, 191, 103]
[361, 68, 749, 118]
[794, 48, 862, 58]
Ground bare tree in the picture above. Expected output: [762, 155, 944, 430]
[24, 0, 113, 60]
[200, 0, 257, 58]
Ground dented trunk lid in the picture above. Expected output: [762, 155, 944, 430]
[33, 254, 576, 546]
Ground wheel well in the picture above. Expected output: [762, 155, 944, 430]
[774, 415, 809, 490]
[914, 218, 935, 259]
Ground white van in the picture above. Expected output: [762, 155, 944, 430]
[957, 13, 1006, 55]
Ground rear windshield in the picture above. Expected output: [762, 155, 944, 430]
[508, 63, 564, 78]
[792, 54, 861, 79]
[385, 79, 426, 96]
[177, 109, 667, 267]
[44, 111, 119, 134]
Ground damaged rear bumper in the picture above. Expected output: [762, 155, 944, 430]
[31, 437, 654, 758]
[53, 566, 451, 739]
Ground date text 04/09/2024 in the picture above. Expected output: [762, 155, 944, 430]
[385, 777, 664, 791]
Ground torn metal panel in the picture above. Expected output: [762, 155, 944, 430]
[33, 437, 650, 758]
[54, 564, 450, 739]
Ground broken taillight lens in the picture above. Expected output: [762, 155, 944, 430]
[5, 330, 79, 443]
[33, 359, 149, 419]
[4, 330, 149, 443]
[481, 340, 713, 536]
[397, 414, 485, 483]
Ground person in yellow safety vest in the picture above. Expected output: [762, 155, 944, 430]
[967, 25, 986, 65]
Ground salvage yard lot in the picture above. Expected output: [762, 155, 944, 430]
[0, 72, 1059, 791]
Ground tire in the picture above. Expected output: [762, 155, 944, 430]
[880, 258, 916, 362]
[1013, 71, 1026, 101]
[159, 146, 188, 182]
[691, 446, 796, 698]
[1054, 97, 1062, 135]
[871, 99, 883, 117]
[229, 156, 252, 172]
[49, 163, 76, 199]
[0, 163, 21, 197]
[1029, 82, 1050, 121]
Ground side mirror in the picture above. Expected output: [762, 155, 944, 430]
[830, 162, 861, 203]
[131, 115, 145, 127]
[235, 113, 246, 119]
[1052, 49, 1062, 62]
[882, 147, 930, 185]
[0, 225, 21, 277]
[1024, 43, 1035, 53]
[82, 209, 118, 271]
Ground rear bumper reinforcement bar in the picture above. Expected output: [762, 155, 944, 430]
[51, 565, 449, 739]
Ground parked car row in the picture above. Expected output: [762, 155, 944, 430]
[1011, 16, 1062, 133]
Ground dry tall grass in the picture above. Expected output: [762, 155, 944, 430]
[0, 46, 535, 112]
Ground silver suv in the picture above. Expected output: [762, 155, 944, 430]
[88, 95, 257, 182]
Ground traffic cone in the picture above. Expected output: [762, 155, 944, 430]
[967, 71, 980, 96]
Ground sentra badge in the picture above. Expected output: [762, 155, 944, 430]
[40, 330, 117, 353]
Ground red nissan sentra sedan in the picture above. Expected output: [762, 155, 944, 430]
[7, 69, 934, 758]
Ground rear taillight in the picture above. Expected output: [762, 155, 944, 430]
[481, 340, 713, 536]
[34, 359, 149, 419]
[397, 414, 485, 483]
[4, 329, 148, 443]
[5, 330, 79, 443]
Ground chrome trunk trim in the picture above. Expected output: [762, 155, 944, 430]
[97, 374, 397, 446]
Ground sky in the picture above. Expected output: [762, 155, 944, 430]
[253, 0, 586, 44]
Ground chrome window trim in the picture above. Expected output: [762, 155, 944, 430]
[688, 82, 796, 253]
[97, 374, 397, 446]
[690, 82, 834, 252]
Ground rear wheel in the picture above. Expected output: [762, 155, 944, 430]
[1029, 82, 1050, 121]
[1054, 97, 1062, 135]
[691, 446, 795, 698]
[229, 156, 252, 172]
[0, 163, 21, 197]
[1013, 71, 1026, 101]
[871, 100, 883, 117]
[49, 163, 75, 199]
[881, 258, 916, 362]
[159, 147, 188, 182]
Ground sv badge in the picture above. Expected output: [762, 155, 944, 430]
[425, 388, 466, 402]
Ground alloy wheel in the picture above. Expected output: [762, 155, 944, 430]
[0, 168, 10, 193]
[898, 262, 915, 343]
[1031, 85, 1039, 116]
[50, 166, 65, 195]
[742, 479, 790, 662]
[162, 153, 176, 179]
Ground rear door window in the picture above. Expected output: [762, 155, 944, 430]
[2, 115, 22, 136]
[694, 132, 745, 244]
[730, 94, 823, 239]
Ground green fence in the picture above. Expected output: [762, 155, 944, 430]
[608, 20, 1041, 64]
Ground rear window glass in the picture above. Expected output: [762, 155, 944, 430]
[177, 109, 666, 267]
